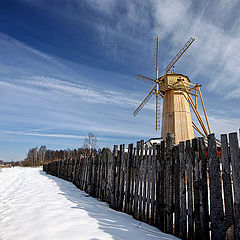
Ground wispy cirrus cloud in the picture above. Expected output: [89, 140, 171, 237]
[5, 131, 87, 140]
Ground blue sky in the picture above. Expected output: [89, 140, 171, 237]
[0, 0, 240, 161]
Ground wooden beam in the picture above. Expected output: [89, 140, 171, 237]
[192, 121, 205, 137]
[198, 87, 211, 134]
[187, 94, 208, 137]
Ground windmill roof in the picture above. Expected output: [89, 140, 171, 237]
[163, 73, 191, 82]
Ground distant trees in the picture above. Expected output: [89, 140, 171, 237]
[23, 133, 98, 166]
[82, 132, 97, 150]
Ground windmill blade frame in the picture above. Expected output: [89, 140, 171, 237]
[133, 85, 156, 116]
[154, 37, 159, 79]
[159, 37, 195, 81]
[136, 74, 156, 85]
[156, 93, 161, 131]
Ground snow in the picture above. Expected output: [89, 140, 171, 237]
[0, 167, 178, 240]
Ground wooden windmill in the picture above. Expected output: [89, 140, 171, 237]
[133, 37, 211, 144]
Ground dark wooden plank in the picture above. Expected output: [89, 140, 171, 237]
[100, 149, 106, 201]
[146, 147, 151, 224]
[119, 144, 125, 211]
[92, 152, 99, 197]
[138, 140, 144, 221]
[179, 141, 187, 239]
[96, 152, 101, 198]
[133, 141, 140, 219]
[87, 154, 93, 194]
[229, 132, 240, 240]
[208, 133, 225, 239]
[79, 158, 84, 190]
[129, 147, 135, 215]
[115, 148, 121, 210]
[155, 144, 161, 228]
[186, 139, 193, 239]
[125, 144, 133, 214]
[221, 134, 234, 235]
[159, 140, 165, 231]
[151, 144, 156, 225]
[165, 133, 174, 234]
[83, 156, 88, 192]
[198, 138, 210, 240]
[192, 138, 201, 239]
[106, 149, 111, 204]
[142, 145, 148, 222]
[173, 145, 180, 237]
[110, 145, 118, 208]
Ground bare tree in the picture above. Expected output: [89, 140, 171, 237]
[83, 132, 97, 150]
[38, 145, 46, 164]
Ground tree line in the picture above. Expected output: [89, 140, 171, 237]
[23, 133, 97, 166]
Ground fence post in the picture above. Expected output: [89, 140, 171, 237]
[208, 134, 225, 239]
[143, 145, 148, 222]
[179, 141, 187, 239]
[198, 138, 210, 240]
[151, 144, 156, 225]
[155, 143, 161, 228]
[186, 139, 193, 239]
[165, 133, 174, 234]
[173, 145, 180, 237]
[119, 144, 125, 211]
[115, 147, 121, 210]
[111, 145, 118, 209]
[129, 147, 135, 215]
[192, 138, 201, 239]
[133, 141, 140, 219]
[229, 132, 240, 240]
[159, 140, 165, 231]
[146, 146, 151, 224]
[221, 134, 234, 236]
[125, 144, 133, 214]
[138, 140, 144, 221]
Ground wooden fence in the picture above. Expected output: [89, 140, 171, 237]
[43, 132, 240, 240]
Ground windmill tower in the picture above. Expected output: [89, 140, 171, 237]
[133, 37, 211, 144]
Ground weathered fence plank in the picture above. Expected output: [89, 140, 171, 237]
[155, 144, 161, 228]
[129, 147, 135, 215]
[166, 133, 174, 234]
[179, 141, 187, 239]
[138, 140, 144, 221]
[198, 138, 209, 240]
[143, 145, 148, 222]
[186, 139, 193, 239]
[221, 134, 234, 235]
[115, 147, 121, 210]
[192, 138, 201, 239]
[208, 134, 225, 240]
[151, 144, 156, 225]
[159, 140, 165, 232]
[119, 144, 125, 211]
[133, 142, 140, 219]
[229, 132, 240, 240]
[146, 147, 151, 224]
[173, 145, 180, 237]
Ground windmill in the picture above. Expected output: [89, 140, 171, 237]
[133, 37, 211, 144]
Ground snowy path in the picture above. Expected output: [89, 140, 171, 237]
[0, 167, 177, 240]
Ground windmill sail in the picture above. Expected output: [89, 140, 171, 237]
[133, 86, 156, 116]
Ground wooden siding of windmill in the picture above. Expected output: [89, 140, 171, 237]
[161, 74, 194, 144]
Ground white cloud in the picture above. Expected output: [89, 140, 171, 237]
[5, 131, 87, 139]
[85, 0, 117, 13]
[152, 0, 240, 98]
[0, 74, 155, 110]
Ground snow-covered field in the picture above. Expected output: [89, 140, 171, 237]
[0, 167, 178, 240]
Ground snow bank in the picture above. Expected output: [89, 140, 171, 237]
[0, 167, 178, 240]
